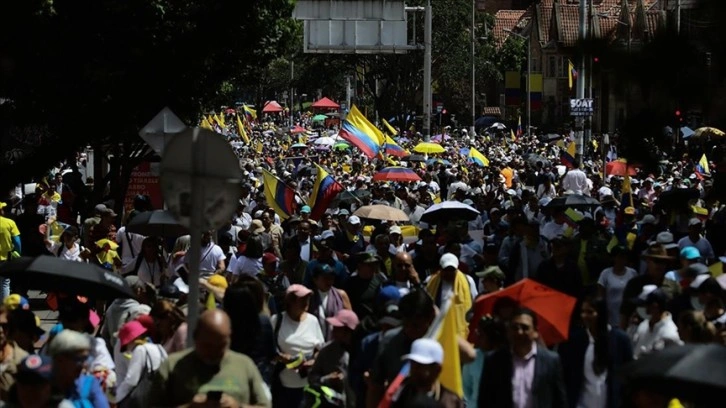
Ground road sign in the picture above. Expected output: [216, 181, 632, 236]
[160, 127, 241, 231]
[569, 98, 594, 117]
[436, 103, 443, 113]
[138, 107, 187, 155]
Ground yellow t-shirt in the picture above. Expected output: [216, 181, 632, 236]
[0, 217, 20, 261]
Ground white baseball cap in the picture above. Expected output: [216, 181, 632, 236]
[401, 338, 443, 365]
[389, 226, 402, 235]
[347, 215, 361, 225]
[440, 253, 459, 270]
[690, 274, 710, 290]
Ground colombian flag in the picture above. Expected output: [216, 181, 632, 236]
[200, 117, 213, 131]
[516, 116, 523, 138]
[338, 105, 385, 159]
[308, 164, 344, 221]
[568, 59, 577, 90]
[696, 153, 710, 178]
[243, 105, 257, 120]
[468, 147, 489, 167]
[383, 136, 409, 158]
[560, 141, 576, 168]
[261, 169, 298, 220]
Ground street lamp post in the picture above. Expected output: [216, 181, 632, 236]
[504, 28, 531, 137]
[470, 0, 476, 136]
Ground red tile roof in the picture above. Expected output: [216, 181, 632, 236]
[482, 107, 502, 116]
[493, 10, 527, 47]
[537, 4, 554, 44]
[558, 4, 582, 47]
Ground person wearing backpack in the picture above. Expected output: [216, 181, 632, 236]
[114, 319, 167, 406]
[47, 329, 109, 408]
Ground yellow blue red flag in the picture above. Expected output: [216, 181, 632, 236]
[339, 105, 385, 159]
[261, 169, 297, 220]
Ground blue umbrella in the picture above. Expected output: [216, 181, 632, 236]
[459, 148, 470, 157]
[426, 158, 450, 165]
[681, 126, 695, 138]
[291, 143, 307, 148]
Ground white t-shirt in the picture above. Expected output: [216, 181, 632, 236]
[231, 256, 262, 277]
[271, 312, 325, 388]
[184, 243, 225, 275]
[597, 267, 637, 327]
[115, 343, 168, 401]
[137, 258, 165, 287]
[116, 226, 146, 273]
[49, 242, 85, 262]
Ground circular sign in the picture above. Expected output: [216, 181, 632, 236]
[161, 127, 241, 230]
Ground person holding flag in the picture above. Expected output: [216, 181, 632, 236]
[389, 339, 463, 407]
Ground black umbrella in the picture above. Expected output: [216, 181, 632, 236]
[332, 189, 371, 206]
[0, 256, 134, 299]
[525, 153, 551, 168]
[621, 344, 726, 403]
[546, 194, 600, 209]
[403, 154, 426, 163]
[474, 115, 498, 129]
[421, 201, 480, 224]
[655, 188, 700, 210]
[126, 210, 189, 237]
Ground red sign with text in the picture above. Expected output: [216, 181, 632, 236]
[124, 161, 163, 211]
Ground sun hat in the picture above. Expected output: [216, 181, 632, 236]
[680, 246, 701, 261]
[402, 338, 443, 365]
[439, 253, 459, 270]
[16, 354, 53, 384]
[286, 284, 312, 298]
[249, 219, 265, 234]
[118, 320, 148, 348]
[326, 309, 360, 330]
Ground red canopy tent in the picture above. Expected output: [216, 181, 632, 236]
[262, 100, 284, 113]
[311, 97, 340, 110]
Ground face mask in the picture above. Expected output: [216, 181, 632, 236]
[691, 296, 705, 311]
[636, 306, 649, 320]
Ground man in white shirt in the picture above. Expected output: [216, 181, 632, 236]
[561, 160, 590, 195]
[183, 230, 226, 278]
[116, 224, 145, 274]
[631, 285, 683, 359]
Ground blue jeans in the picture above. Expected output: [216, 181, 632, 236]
[1, 278, 10, 301]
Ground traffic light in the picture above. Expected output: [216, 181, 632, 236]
[675, 109, 684, 124]
[593, 56, 599, 63]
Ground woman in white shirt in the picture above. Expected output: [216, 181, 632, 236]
[131, 238, 168, 287]
[559, 296, 634, 408]
[114, 319, 167, 404]
[270, 284, 325, 408]
[45, 225, 88, 262]
[597, 246, 637, 327]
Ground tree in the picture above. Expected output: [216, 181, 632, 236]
[0, 0, 297, 211]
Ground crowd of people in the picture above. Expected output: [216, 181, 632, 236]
[0, 110, 724, 407]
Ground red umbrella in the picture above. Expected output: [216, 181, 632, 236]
[372, 167, 422, 182]
[605, 160, 638, 176]
[262, 101, 284, 113]
[469, 279, 577, 346]
[311, 97, 340, 109]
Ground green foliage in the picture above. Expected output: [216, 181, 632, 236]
[0, 0, 297, 194]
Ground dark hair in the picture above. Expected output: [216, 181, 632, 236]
[582, 295, 610, 375]
[399, 289, 435, 321]
[477, 316, 507, 348]
[511, 308, 538, 329]
[223, 277, 265, 355]
[244, 234, 264, 258]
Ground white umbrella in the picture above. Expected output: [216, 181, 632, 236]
[488, 122, 507, 130]
[421, 201, 480, 224]
[314, 136, 336, 146]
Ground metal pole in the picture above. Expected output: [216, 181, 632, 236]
[575, 0, 587, 160]
[676, 0, 681, 35]
[290, 60, 295, 127]
[186, 129, 205, 346]
[526, 35, 531, 137]
[470, 0, 476, 136]
[344, 75, 351, 121]
[584, 0, 593, 152]
[423, 0, 432, 141]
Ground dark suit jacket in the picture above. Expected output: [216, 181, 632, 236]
[478, 346, 568, 408]
[558, 327, 633, 408]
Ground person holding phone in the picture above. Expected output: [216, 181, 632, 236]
[148, 309, 270, 407]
